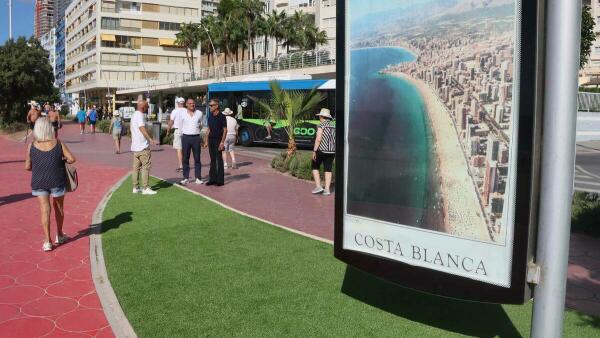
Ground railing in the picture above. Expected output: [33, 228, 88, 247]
[578, 92, 600, 112]
[117, 48, 336, 90]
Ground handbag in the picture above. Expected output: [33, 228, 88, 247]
[65, 162, 78, 192]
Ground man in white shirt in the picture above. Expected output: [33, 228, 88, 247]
[166, 97, 186, 172]
[179, 98, 204, 185]
[130, 100, 159, 195]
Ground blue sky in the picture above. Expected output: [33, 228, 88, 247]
[0, 0, 35, 44]
[349, 0, 410, 20]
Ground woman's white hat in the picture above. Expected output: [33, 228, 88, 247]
[316, 108, 333, 119]
[113, 111, 120, 116]
[176, 97, 185, 104]
[223, 108, 233, 116]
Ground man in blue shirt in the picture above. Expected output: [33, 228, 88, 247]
[88, 105, 98, 134]
[203, 99, 227, 186]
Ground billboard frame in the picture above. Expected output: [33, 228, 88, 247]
[334, 0, 545, 304]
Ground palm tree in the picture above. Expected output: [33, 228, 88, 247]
[250, 81, 324, 158]
[240, 0, 264, 60]
[200, 16, 219, 67]
[175, 23, 201, 76]
[263, 10, 286, 58]
[306, 25, 328, 50]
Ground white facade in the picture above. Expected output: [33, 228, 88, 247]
[40, 28, 57, 77]
[65, 0, 201, 103]
[581, 0, 600, 86]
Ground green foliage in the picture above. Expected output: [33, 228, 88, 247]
[250, 81, 324, 157]
[175, 22, 202, 75]
[0, 120, 27, 133]
[160, 128, 174, 145]
[581, 6, 595, 69]
[571, 192, 600, 237]
[271, 151, 335, 181]
[96, 119, 112, 133]
[579, 86, 600, 93]
[0, 37, 55, 123]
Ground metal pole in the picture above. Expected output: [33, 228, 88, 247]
[531, 0, 581, 336]
[8, 0, 12, 39]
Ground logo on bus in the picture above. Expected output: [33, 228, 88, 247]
[294, 127, 316, 136]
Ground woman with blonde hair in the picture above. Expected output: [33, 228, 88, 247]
[25, 117, 76, 251]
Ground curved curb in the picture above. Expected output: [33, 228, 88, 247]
[152, 175, 333, 245]
[90, 173, 137, 338]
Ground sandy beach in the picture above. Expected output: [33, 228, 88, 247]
[391, 72, 490, 242]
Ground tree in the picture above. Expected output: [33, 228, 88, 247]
[264, 10, 287, 57]
[175, 23, 202, 76]
[200, 16, 220, 67]
[250, 81, 324, 158]
[0, 37, 55, 123]
[240, 0, 264, 60]
[581, 5, 595, 69]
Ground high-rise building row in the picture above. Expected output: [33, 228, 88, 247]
[34, 0, 56, 39]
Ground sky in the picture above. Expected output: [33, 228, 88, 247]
[349, 0, 410, 20]
[0, 0, 35, 44]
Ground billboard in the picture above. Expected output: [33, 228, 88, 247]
[335, 0, 542, 303]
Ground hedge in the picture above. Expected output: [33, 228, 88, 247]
[571, 192, 600, 237]
[271, 151, 335, 181]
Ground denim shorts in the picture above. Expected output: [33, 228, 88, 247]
[32, 186, 66, 198]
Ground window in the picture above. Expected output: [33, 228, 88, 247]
[142, 3, 159, 12]
[142, 37, 159, 46]
[159, 22, 180, 31]
[142, 20, 159, 29]
[101, 17, 119, 30]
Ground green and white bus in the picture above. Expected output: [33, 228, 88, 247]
[207, 79, 336, 147]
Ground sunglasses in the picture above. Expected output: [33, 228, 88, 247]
[209, 104, 218, 107]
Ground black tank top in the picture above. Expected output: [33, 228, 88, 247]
[30, 142, 66, 190]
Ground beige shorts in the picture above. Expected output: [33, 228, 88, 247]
[224, 134, 236, 152]
[172, 129, 182, 150]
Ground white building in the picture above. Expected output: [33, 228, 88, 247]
[40, 28, 57, 79]
[65, 0, 202, 107]
[581, 0, 600, 86]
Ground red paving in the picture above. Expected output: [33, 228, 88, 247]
[1, 121, 599, 337]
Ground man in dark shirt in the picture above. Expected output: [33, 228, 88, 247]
[203, 99, 227, 186]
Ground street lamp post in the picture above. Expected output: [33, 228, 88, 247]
[126, 43, 150, 100]
[198, 22, 220, 80]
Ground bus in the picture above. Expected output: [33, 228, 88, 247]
[207, 79, 336, 147]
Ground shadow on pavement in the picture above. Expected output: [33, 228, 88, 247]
[97, 212, 133, 233]
[341, 266, 523, 338]
[151, 180, 174, 190]
[0, 160, 25, 165]
[0, 192, 33, 207]
[234, 161, 253, 168]
[225, 174, 251, 184]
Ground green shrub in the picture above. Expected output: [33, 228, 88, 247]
[160, 129, 173, 145]
[0, 120, 28, 133]
[571, 192, 600, 237]
[271, 151, 335, 181]
[96, 119, 111, 133]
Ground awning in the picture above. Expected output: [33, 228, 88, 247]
[101, 34, 116, 42]
[159, 38, 178, 47]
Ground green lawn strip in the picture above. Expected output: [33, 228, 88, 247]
[102, 178, 600, 337]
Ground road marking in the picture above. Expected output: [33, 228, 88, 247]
[574, 180, 600, 186]
[576, 165, 600, 180]
[575, 174, 593, 179]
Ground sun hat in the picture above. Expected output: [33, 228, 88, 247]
[223, 108, 233, 116]
[316, 108, 333, 119]
[113, 111, 120, 116]
[176, 97, 185, 104]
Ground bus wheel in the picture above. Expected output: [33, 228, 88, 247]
[239, 128, 253, 146]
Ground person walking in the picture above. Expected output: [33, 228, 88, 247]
[179, 99, 204, 185]
[311, 108, 336, 196]
[25, 117, 76, 251]
[130, 100, 158, 195]
[109, 111, 124, 154]
[47, 105, 61, 138]
[76, 107, 86, 134]
[166, 97, 186, 172]
[203, 99, 227, 186]
[88, 105, 98, 133]
[222, 108, 239, 169]
[25, 103, 41, 141]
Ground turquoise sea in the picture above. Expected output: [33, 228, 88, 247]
[347, 47, 441, 229]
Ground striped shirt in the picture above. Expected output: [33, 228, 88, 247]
[317, 120, 335, 154]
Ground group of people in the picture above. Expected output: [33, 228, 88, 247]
[76, 105, 99, 134]
[26, 102, 62, 140]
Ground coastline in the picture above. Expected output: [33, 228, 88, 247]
[390, 72, 490, 242]
[351, 45, 419, 59]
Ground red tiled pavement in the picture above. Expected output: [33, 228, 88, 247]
[2, 120, 599, 338]
[0, 129, 126, 337]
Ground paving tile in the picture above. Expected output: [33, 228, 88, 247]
[0, 317, 54, 338]
[21, 297, 78, 317]
[56, 309, 110, 332]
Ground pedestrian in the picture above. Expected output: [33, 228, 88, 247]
[222, 108, 239, 169]
[25, 117, 76, 251]
[88, 105, 98, 133]
[130, 100, 158, 195]
[76, 107, 86, 134]
[166, 97, 186, 172]
[203, 99, 227, 186]
[311, 108, 336, 196]
[42, 102, 51, 116]
[25, 102, 41, 141]
[47, 105, 61, 138]
[109, 111, 124, 154]
[179, 99, 204, 185]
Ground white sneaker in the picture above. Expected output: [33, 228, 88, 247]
[180, 178, 189, 185]
[195, 178, 204, 184]
[322, 189, 331, 196]
[133, 187, 142, 194]
[141, 188, 157, 195]
[312, 187, 324, 194]
[55, 234, 69, 245]
[42, 242, 53, 252]
[224, 163, 228, 169]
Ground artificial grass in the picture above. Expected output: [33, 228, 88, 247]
[101, 178, 600, 337]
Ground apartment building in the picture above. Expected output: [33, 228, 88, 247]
[34, 0, 56, 38]
[65, 0, 202, 106]
[581, 0, 600, 86]
[201, 0, 220, 17]
[40, 28, 57, 76]
[55, 19, 67, 100]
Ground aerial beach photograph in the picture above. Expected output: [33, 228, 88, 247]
[346, 0, 517, 244]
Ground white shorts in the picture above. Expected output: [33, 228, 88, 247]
[224, 134, 236, 152]
[173, 129, 182, 150]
